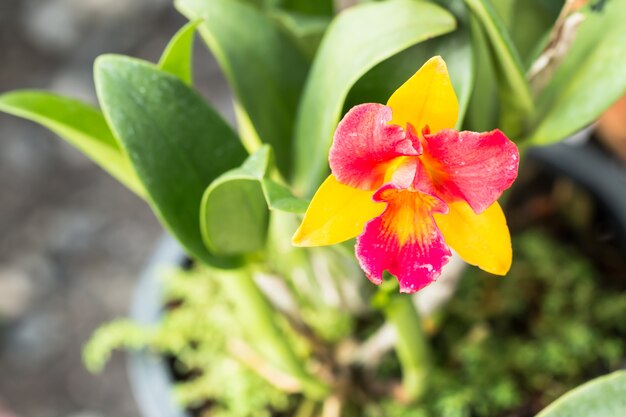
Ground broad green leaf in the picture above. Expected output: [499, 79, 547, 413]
[95, 55, 247, 267]
[175, 0, 310, 177]
[346, 23, 473, 131]
[292, 0, 456, 196]
[464, 17, 499, 132]
[200, 145, 307, 254]
[528, 1, 626, 145]
[239, 145, 309, 214]
[0, 91, 144, 197]
[158, 20, 201, 85]
[271, 11, 331, 60]
[489, 0, 515, 29]
[268, 0, 333, 15]
[201, 173, 269, 255]
[537, 371, 626, 417]
[509, 0, 562, 68]
[463, 0, 534, 137]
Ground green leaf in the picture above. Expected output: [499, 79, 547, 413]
[292, 0, 456, 196]
[509, 0, 561, 68]
[201, 172, 269, 256]
[175, 0, 310, 177]
[271, 10, 331, 60]
[200, 145, 307, 255]
[201, 146, 270, 255]
[464, 16, 499, 132]
[0, 90, 144, 197]
[537, 371, 626, 417]
[201, 145, 307, 255]
[261, 179, 308, 213]
[158, 20, 201, 85]
[463, 0, 534, 137]
[95, 55, 247, 267]
[346, 24, 473, 131]
[268, 0, 333, 16]
[528, 2, 626, 145]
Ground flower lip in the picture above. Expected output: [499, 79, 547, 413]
[356, 184, 451, 293]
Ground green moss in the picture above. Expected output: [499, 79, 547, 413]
[84, 266, 292, 417]
[85, 229, 626, 417]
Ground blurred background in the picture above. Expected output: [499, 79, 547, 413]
[0, 1, 234, 415]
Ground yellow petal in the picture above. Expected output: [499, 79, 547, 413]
[433, 201, 512, 275]
[292, 175, 385, 247]
[386, 56, 458, 134]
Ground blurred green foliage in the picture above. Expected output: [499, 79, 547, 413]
[84, 266, 292, 417]
[85, 229, 626, 416]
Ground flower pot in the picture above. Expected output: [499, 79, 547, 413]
[126, 132, 626, 417]
[526, 132, 626, 247]
[127, 236, 189, 417]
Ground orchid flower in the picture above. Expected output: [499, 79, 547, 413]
[292, 56, 519, 294]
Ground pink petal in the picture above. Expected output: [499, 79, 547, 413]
[329, 103, 421, 191]
[355, 185, 451, 293]
[418, 129, 519, 213]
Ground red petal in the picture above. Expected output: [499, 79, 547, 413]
[418, 129, 519, 213]
[330, 103, 421, 191]
[355, 185, 451, 293]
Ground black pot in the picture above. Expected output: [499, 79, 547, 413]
[527, 136, 626, 247]
[126, 137, 626, 417]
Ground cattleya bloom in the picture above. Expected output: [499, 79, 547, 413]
[292, 56, 519, 294]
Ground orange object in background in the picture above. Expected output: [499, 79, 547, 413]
[597, 93, 626, 163]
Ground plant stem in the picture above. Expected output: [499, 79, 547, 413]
[294, 399, 319, 417]
[383, 292, 430, 403]
[216, 266, 329, 399]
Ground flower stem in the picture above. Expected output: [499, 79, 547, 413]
[217, 266, 329, 399]
[383, 292, 430, 403]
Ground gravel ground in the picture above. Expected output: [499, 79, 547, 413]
[0, 1, 233, 416]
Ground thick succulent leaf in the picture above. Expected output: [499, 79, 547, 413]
[292, 0, 456, 196]
[158, 20, 201, 85]
[175, 0, 310, 176]
[201, 172, 269, 255]
[201, 145, 308, 254]
[0, 90, 144, 197]
[95, 55, 247, 267]
[463, 0, 534, 137]
[537, 371, 626, 417]
[529, 2, 626, 145]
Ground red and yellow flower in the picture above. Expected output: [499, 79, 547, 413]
[292, 56, 519, 294]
